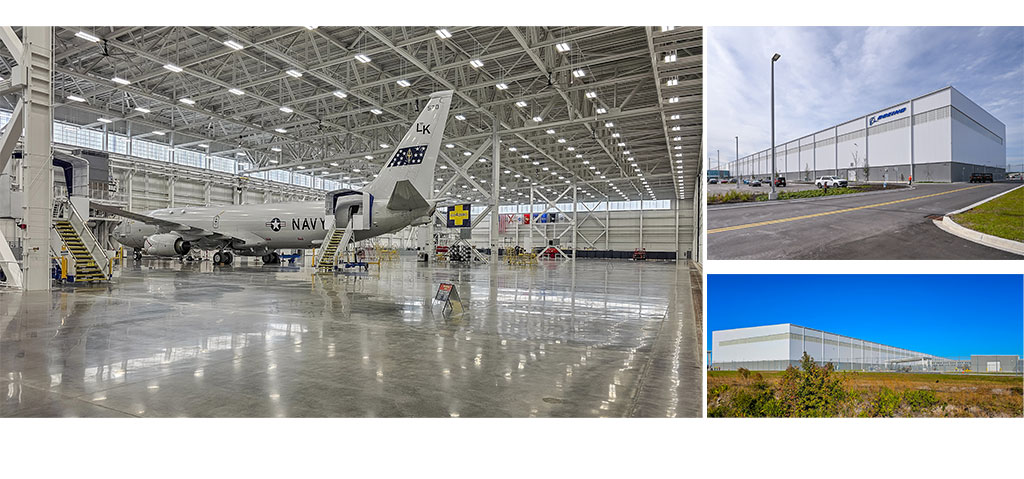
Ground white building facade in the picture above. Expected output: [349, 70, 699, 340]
[727, 86, 1007, 183]
[711, 323, 947, 371]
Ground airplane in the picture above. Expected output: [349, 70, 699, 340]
[95, 90, 454, 265]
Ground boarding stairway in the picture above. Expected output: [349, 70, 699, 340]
[52, 199, 111, 282]
[315, 218, 355, 272]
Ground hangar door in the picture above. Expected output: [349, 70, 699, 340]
[986, 361, 1001, 372]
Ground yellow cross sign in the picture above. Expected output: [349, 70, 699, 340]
[447, 204, 471, 227]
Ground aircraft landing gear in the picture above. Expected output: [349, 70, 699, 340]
[213, 251, 234, 265]
[133, 249, 143, 261]
[261, 252, 281, 264]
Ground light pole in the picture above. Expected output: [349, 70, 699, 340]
[770, 52, 781, 200]
[735, 136, 739, 189]
[717, 149, 720, 183]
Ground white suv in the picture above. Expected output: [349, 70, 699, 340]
[815, 176, 848, 188]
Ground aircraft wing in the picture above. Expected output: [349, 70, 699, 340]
[89, 201, 241, 244]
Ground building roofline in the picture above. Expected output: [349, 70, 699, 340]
[713, 323, 947, 360]
[729, 85, 1004, 164]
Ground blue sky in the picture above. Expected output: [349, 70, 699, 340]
[707, 26, 1024, 172]
[708, 275, 1024, 359]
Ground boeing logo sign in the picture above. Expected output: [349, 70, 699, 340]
[870, 107, 907, 126]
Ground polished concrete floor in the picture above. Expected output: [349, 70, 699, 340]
[1, 256, 700, 417]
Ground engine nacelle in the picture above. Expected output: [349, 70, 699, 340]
[143, 233, 192, 256]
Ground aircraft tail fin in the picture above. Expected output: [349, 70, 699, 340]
[364, 90, 453, 205]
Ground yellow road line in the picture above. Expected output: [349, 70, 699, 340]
[709, 185, 987, 235]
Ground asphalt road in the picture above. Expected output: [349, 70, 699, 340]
[708, 182, 1022, 259]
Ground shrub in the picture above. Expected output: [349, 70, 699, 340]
[903, 390, 940, 412]
[737, 367, 750, 379]
[708, 190, 767, 204]
[777, 352, 847, 417]
[871, 387, 902, 417]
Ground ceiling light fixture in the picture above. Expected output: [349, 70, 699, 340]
[75, 31, 100, 42]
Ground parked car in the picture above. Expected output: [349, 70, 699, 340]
[969, 173, 994, 183]
[742, 179, 750, 185]
[709, 178, 718, 184]
[749, 179, 762, 187]
[774, 176, 787, 187]
[815, 176, 848, 188]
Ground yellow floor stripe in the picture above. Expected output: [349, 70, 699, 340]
[709, 185, 987, 235]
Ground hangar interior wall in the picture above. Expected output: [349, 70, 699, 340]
[85, 150, 688, 259]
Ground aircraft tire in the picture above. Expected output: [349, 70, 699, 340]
[223, 251, 234, 265]
[213, 252, 223, 264]
[262, 254, 273, 264]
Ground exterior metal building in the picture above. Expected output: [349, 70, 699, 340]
[711, 323, 948, 371]
[970, 355, 1021, 373]
[726, 86, 1007, 183]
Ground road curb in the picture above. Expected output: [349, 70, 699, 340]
[934, 216, 1024, 256]
[708, 185, 914, 211]
[934, 183, 1024, 256]
[945, 183, 1024, 215]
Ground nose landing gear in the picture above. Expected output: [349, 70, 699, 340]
[261, 252, 281, 264]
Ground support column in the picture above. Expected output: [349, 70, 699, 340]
[909, 101, 915, 183]
[21, 27, 53, 291]
[490, 109, 499, 263]
[168, 176, 176, 208]
[675, 198, 681, 260]
[126, 169, 134, 211]
[572, 184, 577, 260]
[604, 198, 610, 250]
[638, 197, 644, 249]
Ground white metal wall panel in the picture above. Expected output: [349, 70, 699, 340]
[952, 110, 1006, 168]
[713, 323, 793, 363]
[867, 117, 911, 167]
[799, 136, 814, 177]
[913, 88, 951, 113]
[836, 118, 864, 136]
[814, 129, 837, 173]
[913, 110, 952, 166]
[836, 134, 866, 172]
[950, 87, 1006, 138]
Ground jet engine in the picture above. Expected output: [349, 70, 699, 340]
[143, 233, 192, 256]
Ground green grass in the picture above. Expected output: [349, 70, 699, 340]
[952, 186, 1024, 242]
